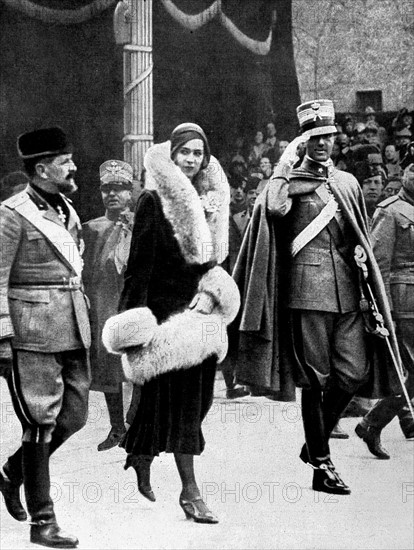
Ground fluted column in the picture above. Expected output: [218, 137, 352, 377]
[118, 0, 153, 178]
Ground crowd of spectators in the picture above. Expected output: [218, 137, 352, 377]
[220, 105, 413, 242]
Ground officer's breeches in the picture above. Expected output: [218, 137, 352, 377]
[9, 349, 90, 442]
[291, 310, 368, 463]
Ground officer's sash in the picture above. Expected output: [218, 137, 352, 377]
[290, 196, 338, 257]
[14, 199, 83, 277]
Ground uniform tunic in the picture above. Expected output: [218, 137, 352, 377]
[0, 185, 90, 434]
[267, 157, 368, 391]
[82, 213, 133, 393]
[365, 189, 414, 421]
[232, 156, 401, 399]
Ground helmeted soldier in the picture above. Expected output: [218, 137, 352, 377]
[356, 163, 414, 456]
[0, 127, 91, 548]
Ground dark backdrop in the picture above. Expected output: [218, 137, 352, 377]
[0, 0, 300, 221]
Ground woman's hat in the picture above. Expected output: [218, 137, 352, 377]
[170, 122, 211, 169]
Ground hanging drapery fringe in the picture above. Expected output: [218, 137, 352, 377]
[219, 9, 275, 56]
[160, 0, 276, 56]
[1, 0, 118, 25]
[161, 0, 221, 31]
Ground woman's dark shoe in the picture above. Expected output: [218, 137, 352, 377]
[179, 496, 219, 524]
[138, 485, 156, 503]
[312, 463, 351, 495]
[0, 467, 27, 522]
[124, 454, 156, 502]
[355, 423, 390, 459]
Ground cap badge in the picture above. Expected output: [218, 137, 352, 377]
[107, 161, 121, 175]
[311, 102, 322, 120]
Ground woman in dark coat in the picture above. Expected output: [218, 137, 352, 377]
[117, 123, 233, 523]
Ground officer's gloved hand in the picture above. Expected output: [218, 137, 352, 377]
[0, 339, 13, 379]
[189, 292, 215, 315]
[273, 134, 309, 179]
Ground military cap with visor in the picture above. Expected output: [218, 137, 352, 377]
[99, 159, 133, 189]
[296, 99, 337, 138]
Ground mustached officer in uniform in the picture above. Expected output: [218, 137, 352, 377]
[0, 127, 91, 548]
[82, 160, 135, 451]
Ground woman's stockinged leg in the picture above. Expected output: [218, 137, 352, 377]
[174, 453, 199, 500]
[175, 453, 219, 524]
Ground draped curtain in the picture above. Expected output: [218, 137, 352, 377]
[1, 0, 118, 24]
[0, 0, 300, 222]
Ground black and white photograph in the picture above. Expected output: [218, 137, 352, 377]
[0, 1, 413, 549]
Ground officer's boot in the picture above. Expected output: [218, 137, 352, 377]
[355, 394, 404, 459]
[1, 431, 66, 523]
[323, 386, 354, 438]
[23, 441, 78, 548]
[300, 388, 351, 495]
[397, 402, 414, 439]
[0, 453, 27, 521]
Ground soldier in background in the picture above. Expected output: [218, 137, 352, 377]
[383, 176, 402, 198]
[356, 163, 414, 457]
[82, 160, 135, 451]
[393, 127, 412, 168]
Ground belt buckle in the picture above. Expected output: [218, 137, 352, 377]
[63, 276, 80, 287]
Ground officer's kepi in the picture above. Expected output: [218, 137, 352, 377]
[99, 159, 133, 189]
[296, 99, 337, 138]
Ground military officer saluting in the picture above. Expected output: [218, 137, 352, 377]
[264, 100, 400, 494]
[0, 127, 91, 548]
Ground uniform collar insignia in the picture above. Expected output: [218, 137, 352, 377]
[27, 187, 48, 210]
[301, 156, 329, 178]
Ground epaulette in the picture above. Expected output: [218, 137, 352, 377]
[1, 190, 29, 210]
[377, 195, 399, 208]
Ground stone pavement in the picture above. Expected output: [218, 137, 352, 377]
[1, 374, 413, 550]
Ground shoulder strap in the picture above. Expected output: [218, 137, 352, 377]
[377, 195, 399, 208]
[397, 201, 414, 224]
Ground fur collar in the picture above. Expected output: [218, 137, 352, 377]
[144, 141, 230, 264]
